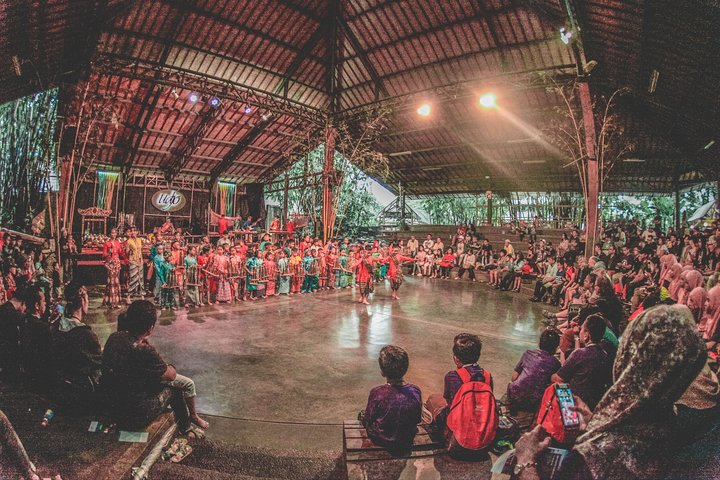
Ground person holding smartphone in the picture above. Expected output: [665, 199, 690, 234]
[512, 305, 706, 480]
[551, 316, 612, 410]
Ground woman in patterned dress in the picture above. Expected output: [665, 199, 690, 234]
[103, 238, 122, 309]
[213, 245, 232, 303]
[244, 250, 260, 301]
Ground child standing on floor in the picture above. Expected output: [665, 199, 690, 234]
[359, 345, 422, 454]
[290, 248, 303, 294]
[160, 251, 177, 310]
[184, 246, 201, 307]
[277, 250, 291, 295]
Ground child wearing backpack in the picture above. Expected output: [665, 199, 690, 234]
[359, 345, 423, 454]
[424, 333, 498, 457]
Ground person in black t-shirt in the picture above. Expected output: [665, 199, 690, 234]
[102, 300, 208, 435]
[0, 286, 27, 381]
[18, 285, 52, 390]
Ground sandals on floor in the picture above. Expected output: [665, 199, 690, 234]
[180, 424, 205, 440]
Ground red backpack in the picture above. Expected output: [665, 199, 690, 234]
[445, 367, 499, 450]
[534, 383, 578, 445]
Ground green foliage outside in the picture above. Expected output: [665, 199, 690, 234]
[417, 187, 716, 227]
[0, 88, 59, 228]
[266, 144, 382, 238]
[602, 185, 716, 228]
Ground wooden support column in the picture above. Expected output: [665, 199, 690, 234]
[282, 173, 290, 227]
[486, 191, 493, 226]
[578, 81, 599, 258]
[321, 125, 336, 242]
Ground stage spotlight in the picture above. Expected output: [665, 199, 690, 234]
[209, 97, 221, 108]
[188, 92, 200, 103]
[244, 106, 253, 114]
[261, 112, 272, 121]
[417, 103, 431, 117]
[479, 93, 496, 109]
[170, 88, 180, 100]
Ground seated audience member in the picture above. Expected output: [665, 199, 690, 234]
[506, 330, 561, 413]
[18, 285, 52, 389]
[102, 300, 208, 435]
[360, 345, 422, 454]
[513, 305, 706, 480]
[425, 333, 494, 431]
[0, 285, 27, 381]
[50, 283, 102, 403]
[529, 256, 559, 302]
[551, 315, 613, 410]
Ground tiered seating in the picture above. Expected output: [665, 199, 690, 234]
[392, 225, 570, 252]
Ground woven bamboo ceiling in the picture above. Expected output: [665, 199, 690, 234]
[1, 0, 719, 194]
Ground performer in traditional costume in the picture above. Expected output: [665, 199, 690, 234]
[264, 252, 278, 296]
[184, 246, 201, 307]
[355, 249, 379, 305]
[277, 249, 291, 295]
[244, 250, 261, 301]
[336, 250, 349, 288]
[385, 246, 415, 300]
[197, 245, 210, 305]
[228, 246, 244, 302]
[317, 250, 327, 290]
[103, 228, 123, 309]
[289, 248, 303, 294]
[160, 251, 177, 310]
[301, 249, 319, 293]
[326, 247, 337, 290]
[125, 227, 144, 302]
[212, 245, 232, 303]
[170, 241, 185, 306]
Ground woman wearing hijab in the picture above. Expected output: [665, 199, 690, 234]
[513, 304, 706, 480]
[677, 269, 704, 305]
[666, 263, 684, 301]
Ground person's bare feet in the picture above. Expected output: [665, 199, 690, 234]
[191, 414, 209, 429]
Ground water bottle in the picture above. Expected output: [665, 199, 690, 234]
[40, 409, 54, 427]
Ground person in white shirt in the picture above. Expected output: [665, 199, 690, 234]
[456, 251, 477, 281]
[407, 236, 419, 257]
[422, 235, 434, 251]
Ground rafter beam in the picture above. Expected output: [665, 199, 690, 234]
[104, 27, 325, 95]
[96, 56, 326, 124]
[337, 18, 388, 101]
[340, 37, 568, 96]
[209, 113, 275, 182]
[161, 0, 323, 61]
[161, 104, 223, 180]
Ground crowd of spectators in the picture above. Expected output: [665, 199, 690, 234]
[358, 216, 720, 479]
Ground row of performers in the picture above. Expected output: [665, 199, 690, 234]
[148, 244, 416, 309]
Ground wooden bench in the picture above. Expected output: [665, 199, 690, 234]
[343, 420, 447, 479]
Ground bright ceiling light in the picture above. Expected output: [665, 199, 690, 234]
[479, 93, 497, 109]
[209, 97, 221, 108]
[560, 27, 573, 45]
[417, 103, 431, 117]
[244, 106, 253, 114]
[188, 92, 200, 103]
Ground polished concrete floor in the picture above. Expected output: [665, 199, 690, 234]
[87, 276, 545, 450]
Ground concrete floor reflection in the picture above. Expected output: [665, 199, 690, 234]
[86, 276, 545, 424]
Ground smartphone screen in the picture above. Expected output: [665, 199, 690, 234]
[554, 383, 580, 429]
